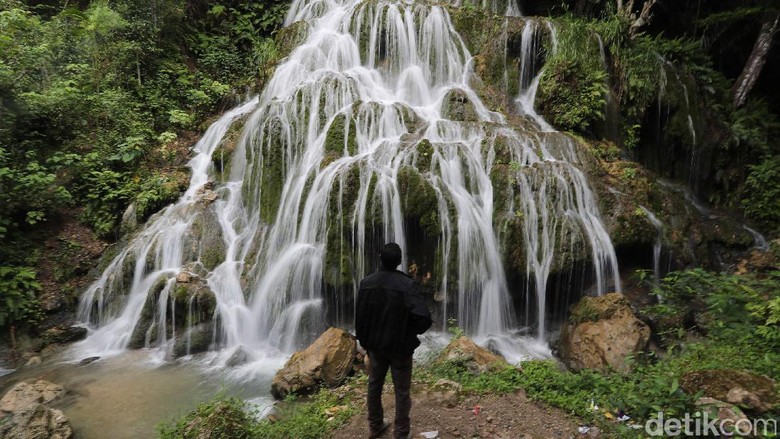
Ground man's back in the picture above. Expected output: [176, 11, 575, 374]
[355, 268, 431, 357]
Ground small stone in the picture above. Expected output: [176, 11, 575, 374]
[78, 357, 100, 366]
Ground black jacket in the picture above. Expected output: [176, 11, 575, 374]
[355, 268, 432, 357]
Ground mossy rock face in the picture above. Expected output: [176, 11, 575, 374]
[324, 112, 358, 157]
[173, 280, 217, 326]
[213, 115, 249, 181]
[397, 166, 441, 236]
[441, 88, 480, 122]
[128, 275, 171, 349]
[192, 207, 226, 271]
[275, 20, 309, 59]
[415, 139, 434, 173]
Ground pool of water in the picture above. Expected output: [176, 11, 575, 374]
[0, 350, 280, 438]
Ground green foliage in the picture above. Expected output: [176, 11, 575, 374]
[0, 0, 287, 245]
[537, 15, 608, 134]
[158, 383, 359, 439]
[0, 266, 42, 330]
[253, 390, 357, 439]
[158, 395, 256, 439]
[743, 156, 780, 235]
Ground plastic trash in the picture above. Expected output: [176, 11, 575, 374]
[578, 426, 591, 434]
[472, 405, 481, 415]
[420, 431, 439, 438]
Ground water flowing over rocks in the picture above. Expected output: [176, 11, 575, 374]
[559, 293, 650, 372]
[0, 380, 73, 439]
[271, 327, 357, 399]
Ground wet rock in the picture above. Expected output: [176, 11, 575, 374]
[41, 326, 87, 345]
[681, 369, 777, 414]
[271, 327, 357, 399]
[559, 293, 650, 372]
[225, 347, 250, 367]
[173, 323, 213, 358]
[436, 336, 508, 373]
[176, 271, 193, 283]
[0, 380, 65, 413]
[78, 357, 100, 366]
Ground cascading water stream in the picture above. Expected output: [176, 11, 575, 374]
[639, 206, 664, 284]
[74, 0, 621, 368]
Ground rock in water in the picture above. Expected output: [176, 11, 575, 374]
[559, 293, 650, 372]
[271, 327, 357, 399]
[0, 380, 72, 439]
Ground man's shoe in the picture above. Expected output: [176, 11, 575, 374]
[369, 419, 390, 438]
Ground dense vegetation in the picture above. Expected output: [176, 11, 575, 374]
[0, 0, 287, 342]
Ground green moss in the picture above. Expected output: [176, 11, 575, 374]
[441, 88, 480, 122]
[275, 20, 309, 59]
[324, 113, 358, 157]
[397, 166, 440, 236]
[415, 139, 434, 172]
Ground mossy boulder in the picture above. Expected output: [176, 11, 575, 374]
[681, 369, 777, 414]
[441, 88, 480, 122]
[397, 166, 441, 236]
[172, 323, 213, 358]
[435, 336, 509, 374]
[127, 275, 171, 349]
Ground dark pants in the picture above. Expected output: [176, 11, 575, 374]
[367, 351, 413, 438]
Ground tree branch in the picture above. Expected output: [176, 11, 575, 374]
[732, 11, 780, 108]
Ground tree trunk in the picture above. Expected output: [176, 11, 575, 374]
[731, 12, 780, 108]
[628, 0, 658, 37]
[10, 324, 16, 351]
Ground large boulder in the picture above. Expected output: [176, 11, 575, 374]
[0, 380, 72, 439]
[270, 327, 357, 399]
[681, 369, 777, 414]
[0, 380, 64, 412]
[559, 293, 650, 372]
[435, 336, 508, 373]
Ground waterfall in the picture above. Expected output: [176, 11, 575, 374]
[639, 206, 664, 284]
[74, 0, 621, 366]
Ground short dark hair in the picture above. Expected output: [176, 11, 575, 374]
[379, 243, 402, 269]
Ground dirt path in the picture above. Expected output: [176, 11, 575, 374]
[329, 381, 580, 439]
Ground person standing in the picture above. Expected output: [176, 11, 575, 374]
[355, 243, 432, 439]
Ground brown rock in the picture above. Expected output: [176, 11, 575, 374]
[176, 271, 193, 283]
[0, 380, 65, 413]
[681, 369, 777, 413]
[559, 293, 650, 372]
[270, 327, 357, 399]
[436, 336, 508, 373]
[695, 397, 750, 429]
[727, 387, 773, 412]
[0, 404, 73, 439]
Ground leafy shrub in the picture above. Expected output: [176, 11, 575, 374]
[158, 396, 256, 439]
[0, 266, 42, 347]
[743, 156, 780, 235]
